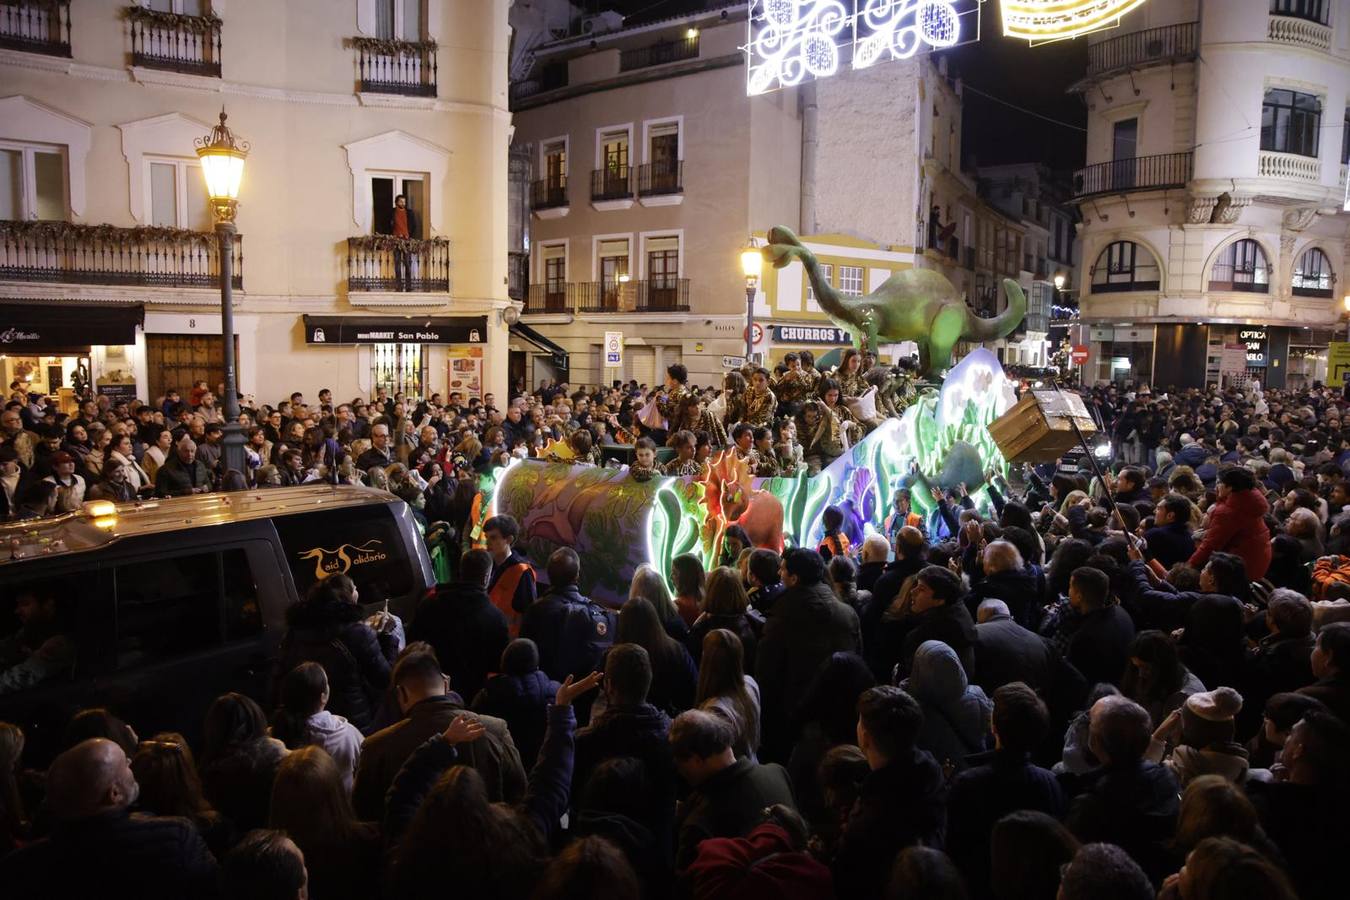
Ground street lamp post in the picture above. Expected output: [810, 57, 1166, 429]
[196, 110, 249, 478]
[740, 237, 762, 361]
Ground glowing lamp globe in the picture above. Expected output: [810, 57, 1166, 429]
[1054, 273, 1066, 290]
[741, 240, 763, 283]
[195, 109, 249, 222]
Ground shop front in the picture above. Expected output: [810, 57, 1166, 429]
[766, 324, 855, 368]
[0, 302, 143, 410]
[302, 314, 488, 399]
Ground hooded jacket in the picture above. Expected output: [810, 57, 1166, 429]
[1189, 488, 1272, 580]
[303, 709, 364, 793]
[471, 669, 561, 769]
[754, 579, 861, 758]
[276, 596, 398, 734]
[902, 640, 992, 771]
[897, 599, 979, 680]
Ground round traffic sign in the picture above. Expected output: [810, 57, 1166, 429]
[743, 323, 765, 345]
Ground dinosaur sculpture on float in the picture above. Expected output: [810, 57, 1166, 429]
[762, 225, 1027, 376]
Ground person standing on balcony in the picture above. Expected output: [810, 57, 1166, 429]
[385, 194, 420, 292]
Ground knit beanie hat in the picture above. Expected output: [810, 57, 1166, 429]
[1181, 687, 1243, 747]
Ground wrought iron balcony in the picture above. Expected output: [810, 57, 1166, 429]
[346, 236, 449, 292]
[510, 61, 568, 103]
[353, 37, 438, 97]
[530, 177, 568, 210]
[591, 167, 634, 202]
[619, 34, 699, 72]
[1073, 152, 1192, 197]
[0, 0, 70, 57]
[524, 283, 571, 314]
[634, 278, 690, 312]
[638, 161, 683, 197]
[128, 6, 221, 77]
[1085, 22, 1198, 79]
[571, 279, 690, 313]
[0, 220, 242, 289]
[508, 251, 527, 302]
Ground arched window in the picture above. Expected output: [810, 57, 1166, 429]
[1292, 247, 1334, 298]
[1209, 239, 1270, 293]
[1090, 241, 1161, 293]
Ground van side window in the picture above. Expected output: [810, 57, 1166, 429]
[114, 549, 262, 669]
[0, 575, 88, 695]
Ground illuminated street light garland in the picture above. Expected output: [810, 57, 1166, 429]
[1000, 0, 1149, 44]
[745, 0, 982, 95]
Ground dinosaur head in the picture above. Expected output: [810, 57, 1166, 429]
[763, 225, 805, 270]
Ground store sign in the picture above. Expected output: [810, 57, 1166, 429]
[0, 304, 143, 349]
[301, 316, 487, 345]
[1240, 328, 1267, 367]
[771, 325, 853, 344]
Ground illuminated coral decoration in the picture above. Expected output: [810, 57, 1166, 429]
[1000, 0, 1148, 43]
[854, 0, 961, 69]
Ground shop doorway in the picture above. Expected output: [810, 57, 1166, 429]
[372, 342, 426, 398]
[145, 334, 239, 407]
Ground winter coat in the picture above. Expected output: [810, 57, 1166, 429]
[351, 694, 524, 822]
[1163, 742, 1249, 786]
[1064, 604, 1136, 688]
[277, 596, 398, 734]
[897, 600, 979, 680]
[153, 454, 212, 496]
[687, 611, 761, 672]
[974, 613, 1055, 692]
[902, 640, 992, 771]
[303, 710, 364, 794]
[755, 580, 861, 759]
[0, 809, 219, 899]
[964, 566, 1046, 630]
[574, 811, 673, 900]
[573, 702, 676, 855]
[685, 822, 834, 900]
[831, 749, 946, 898]
[1298, 671, 1350, 723]
[1144, 521, 1196, 569]
[471, 669, 561, 769]
[675, 757, 796, 870]
[1247, 780, 1350, 900]
[408, 581, 510, 704]
[519, 584, 616, 684]
[199, 736, 289, 834]
[1189, 488, 1272, 580]
[1061, 760, 1180, 886]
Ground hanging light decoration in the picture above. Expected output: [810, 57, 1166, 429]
[1001, 0, 1148, 44]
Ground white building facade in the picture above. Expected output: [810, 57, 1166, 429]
[1072, 0, 1350, 389]
[0, 0, 514, 407]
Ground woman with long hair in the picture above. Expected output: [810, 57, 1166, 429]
[787, 652, 876, 826]
[1120, 630, 1206, 728]
[0, 722, 29, 856]
[669, 553, 706, 628]
[687, 566, 759, 670]
[199, 692, 288, 832]
[131, 732, 231, 856]
[630, 562, 688, 640]
[616, 597, 698, 717]
[269, 746, 381, 900]
[271, 662, 364, 793]
[696, 629, 760, 760]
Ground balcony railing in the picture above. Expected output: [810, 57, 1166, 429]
[1073, 151, 1192, 197]
[353, 37, 437, 97]
[634, 278, 690, 312]
[346, 236, 449, 292]
[568, 279, 690, 313]
[591, 167, 634, 202]
[1269, 13, 1332, 50]
[619, 35, 699, 72]
[510, 61, 568, 103]
[128, 7, 221, 77]
[508, 251, 527, 302]
[637, 161, 683, 196]
[530, 177, 568, 210]
[1086, 22, 1198, 78]
[0, 221, 242, 289]
[524, 283, 571, 314]
[0, 0, 70, 57]
[1271, 0, 1329, 25]
[1258, 150, 1321, 182]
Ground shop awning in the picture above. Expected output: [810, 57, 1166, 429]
[510, 322, 569, 369]
[0, 303, 143, 351]
[302, 315, 488, 345]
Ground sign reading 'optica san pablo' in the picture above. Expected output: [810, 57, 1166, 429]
[744, 0, 983, 96]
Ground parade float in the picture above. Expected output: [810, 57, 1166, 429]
[473, 226, 1032, 606]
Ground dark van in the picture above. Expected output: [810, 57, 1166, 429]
[0, 485, 433, 762]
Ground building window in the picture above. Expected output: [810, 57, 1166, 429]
[838, 265, 864, 296]
[1292, 247, 1334, 297]
[372, 342, 426, 397]
[370, 173, 425, 237]
[146, 0, 210, 14]
[1090, 241, 1161, 293]
[1261, 89, 1322, 158]
[0, 142, 66, 221]
[376, 0, 424, 40]
[806, 263, 833, 312]
[541, 244, 566, 311]
[543, 140, 566, 185]
[600, 129, 629, 172]
[1343, 108, 1349, 165]
[598, 238, 629, 309]
[1209, 239, 1270, 293]
[1270, 0, 1329, 25]
[147, 157, 210, 231]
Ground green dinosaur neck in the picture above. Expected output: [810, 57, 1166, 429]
[797, 249, 857, 324]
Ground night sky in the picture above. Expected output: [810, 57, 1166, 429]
[604, 0, 1090, 174]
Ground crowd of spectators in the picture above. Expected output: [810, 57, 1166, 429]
[4, 367, 1350, 898]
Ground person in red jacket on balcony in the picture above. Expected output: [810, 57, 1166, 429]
[385, 194, 420, 292]
[1190, 466, 1272, 581]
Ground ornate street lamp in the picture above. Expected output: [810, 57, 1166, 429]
[740, 236, 763, 361]
[195, 109, 249, 479]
